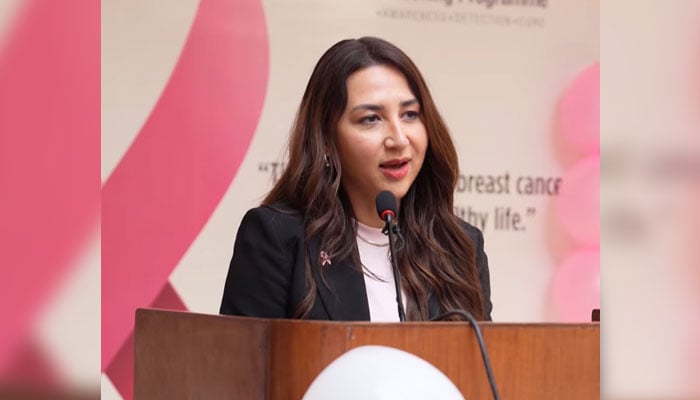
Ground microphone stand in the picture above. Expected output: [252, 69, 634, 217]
[382, 213, 406, 322]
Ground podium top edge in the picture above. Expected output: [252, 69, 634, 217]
[135, 308, 600, 328]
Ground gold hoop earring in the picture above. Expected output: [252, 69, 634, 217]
[323, 154, 331, 168]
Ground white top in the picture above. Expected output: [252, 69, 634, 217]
[356, 221, 406, 322]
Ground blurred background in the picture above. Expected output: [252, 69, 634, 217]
[0, 0, 697, 399]
[601, 1, 700, 396]
[0, 0, 100, 399]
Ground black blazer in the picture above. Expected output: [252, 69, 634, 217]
[220, 204, 492, 321]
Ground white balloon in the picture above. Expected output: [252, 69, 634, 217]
[302, 345, 465, 400]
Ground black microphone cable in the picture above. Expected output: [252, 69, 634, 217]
[432, 310, 501, 400]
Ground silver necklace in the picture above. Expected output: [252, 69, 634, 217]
[356, 232, 389, 247]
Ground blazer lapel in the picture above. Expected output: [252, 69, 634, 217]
[308, 236, 370, 321]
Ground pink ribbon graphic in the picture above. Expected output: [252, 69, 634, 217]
[0, 0, 100, 379]
[101, 0, 268, 392]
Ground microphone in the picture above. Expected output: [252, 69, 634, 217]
[375, 190, 397, 222]
[432, 310, 501, 400]
[375, 190, 406, 322]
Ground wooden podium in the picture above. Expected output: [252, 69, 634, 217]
[134, 308, 599, 399]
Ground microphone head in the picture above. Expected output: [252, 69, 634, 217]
[375, 190, 398, 221]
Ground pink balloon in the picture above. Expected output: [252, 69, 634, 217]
[558, 63, 600, 155]
[552, 250, 600, 322]
[556, 156, 600, 247]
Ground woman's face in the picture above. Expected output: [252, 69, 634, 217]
[335, 64, 428, 225]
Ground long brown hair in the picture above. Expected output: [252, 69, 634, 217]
[264, 37, 484, 320]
